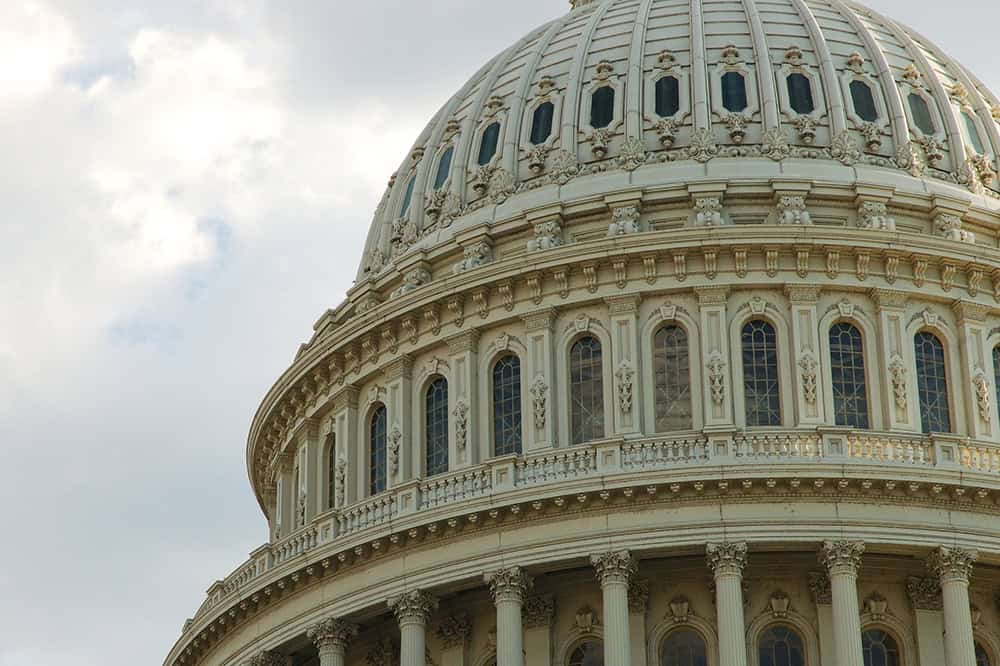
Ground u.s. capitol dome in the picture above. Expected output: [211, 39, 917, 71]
[166, 1, 1000, 666]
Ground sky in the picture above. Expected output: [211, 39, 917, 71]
[0, 1, 997, 665]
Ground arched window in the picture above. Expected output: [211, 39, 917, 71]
[914, 331, 951, 433]
[862, 629, 900, 666]
[433, 146, 454, 190]
[963, 111, 987, 154]
[425, 378, 449, 477]
[493, 355, 523, 457]
[977, 642, 993, 666]
[591, 86, 615, 129]
[369, 405, 388, 496]
[478, 122, 501, 166]
[326, 433, 336, 510]
[661, 628, 708, 666]
[850, 80, 879, 122]
[400, 175, 416, 217]
[829, 323, 870, 429]
[656, 76, 681, 117]
[722, 71, 748, 112]
[742, 320, 781, 427]
[787, 73, 815, 114]
[571, 336, 605, 444]
[907, 93, 936, 135]
[568, 640, 604, 666]
[758, 625, 805, 666]
[993, 346, 1000, 423]
[530, 101, 554, 145]
[654, 325, 692, 431]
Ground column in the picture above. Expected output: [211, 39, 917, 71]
[786, 286, 824, 426]
[870, 289, 916, 431]
[707, 542, 748, 666]
[308, 618, 358, 666]
[820, 541, 865, 666]
[591, 551, 637, 666]
[929, 547, 978, 666]
[486, 567, 533, 666]
[606, 296, 642, 437]
[953, 302, 994, 441]
[907, 576, 947, 666]
[389, 590, 438, 666]
[522, 308, 558, 451]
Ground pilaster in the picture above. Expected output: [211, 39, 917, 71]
[808, 572, 836, 666]
[908, 576, 947, 666]
[384, 356, 414, 487]
[435, 614, 472, 666]
[446, 330, 480, 468]
[606, 296, 642, 437]
[953, 301, 995, 441]
[870, 289, 917, 431]
[332, 386, 359, 507]
[786, 286, 824, 425]
[695, 287, 733, 428]
[628, 580, 649, 666]
[522, 308, 558, 450]
[524, 595, 555, 666]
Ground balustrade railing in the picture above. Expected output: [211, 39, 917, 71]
[734, 432, 823, 458]
[419, 468, 492, 510]
[622, 435, 709, 469]
[846, 432, 934, 465]
[515, 447, 598, 486]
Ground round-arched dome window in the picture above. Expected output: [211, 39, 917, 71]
[568, 640, 604, 666]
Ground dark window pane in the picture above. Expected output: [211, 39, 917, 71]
[571, 336, 605, 444]
[654, 325, 692, 431]
[862, 629, 900, 666]
[425, 378, 449, 477]
[850, 80, 879, 122]
[569, 641, 604, 666]
[908, 93, 936, 134]
[722, 71, 748, 112]
[327, 435, 336, 510]
[400, 176, 416, 217]
[478, 122, 501, 166]
[530, 101, 554, 145]
[915, 331, 951, 433]
[433, 146, 454, 190]
[369, 405, 388, 495]
[662, 628, 708, 666]
[830, 323, 870, 428]
[787, 73, 815, 114]
[963, 111, 987, 154]
[993, 346, 1000, 427]
[742, 320, 781, 427]
[977, 642, 992, 666]
[493, 356, 523, 456]
[758, 626, 805, 666]
[656, 76, 681, 117]
[591, 86, 615, 129]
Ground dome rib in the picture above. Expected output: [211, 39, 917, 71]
[739, 0, 780, 131]
[689, 0, 711, 130]
[786, 0, 847, 135]
[562, 2, 614, 157]
[625, 0, 658, 138]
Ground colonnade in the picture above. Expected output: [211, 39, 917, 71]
[290, 544, 979, 666]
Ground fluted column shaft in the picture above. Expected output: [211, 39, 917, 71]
[931, 548, 978, 666]
[707, 542, 748, 666]
[389, 591, 438, 666]
[487, 567, 532, 666]
[591, 551, 636, 666]
[821, 541, 865, 666]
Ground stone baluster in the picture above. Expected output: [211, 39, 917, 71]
[308, 618, 359, 666]
[707, 542, 748, 666]
[929, 547, 978, 666]
[486, 567, 533, 666]
[591, 551, 637, 666]
[389, 590, 438, 666]
[820, 541, 865, 666]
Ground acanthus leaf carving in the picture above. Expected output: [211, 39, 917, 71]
[888, 355, 908, 410]
[707, 353, 727, 406]
[531, 375, 549, 430]
[454, 400, 469, 452]
[694, 197, 724, 226]
[388, 423, 402, 475]
[798, 353, 819, 405]
[974, 370, 992, 424]
[616, 360, 635, 414]
[608, 205, 641, 236]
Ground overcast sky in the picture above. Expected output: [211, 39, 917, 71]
[0, 1, 998, 664]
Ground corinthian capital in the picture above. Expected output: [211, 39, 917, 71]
[485, 566, 533, 605]
[591, 550, 637, 587]
[307, 618, 358, 653]
[388, 590, 439, 626]
[706, 542, 748, 577]
[247, 651, 285, 666]
[820, 540, 865, 576]
[928, 547, 978, 583]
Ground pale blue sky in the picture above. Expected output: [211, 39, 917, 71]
[0, 1, 997, 665]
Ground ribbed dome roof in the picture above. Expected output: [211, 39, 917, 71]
[357, 0, 1000, 281]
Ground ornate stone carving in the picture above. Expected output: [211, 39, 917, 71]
[706, 542, 748, 576]
[389, 590, 438, 625]
[591, 550, 637, 586]
[528, 220, 563, 251]
[424, 190, 461, 224]
[860, 123, 882, 152]
[589, 127, 613, 159]
[248, 651, 285, 666]
[768, 591, 791, 618]
[391, 268, 431, 298]
[608, 205, 641, 236]
[628, 579, 650, 614]
[668, 596, 692, 623]
[896, 141, 926, 177]
[388, 423, 402, 475]
[858, 201, 895, 231]
[928, 547, 978, 582]
[687, 128, 719, 163]
[762, 127, 792, 161]
[819, 540, 865, 575]
[888, 355, 908, 410]
[864, 592, 889, 621]
[391, 217, 419, 257]
[308, 618, 359, 652]
[575, 606, 600, 632]
[695, 197, 724, 225]
[435, 614, 472, 649]
[453, 241, 494, 274]
[365, 638, 398, 666]
[616, 360, 635, 413]
[974, 370, 992, 424]
[547, 149, 581, 185]
[654, 117, 679, 147]
[618, 137, 647, 171]
[776, 196, 811, 224]
[454, 400, 469, 452]
[935, 214, 975, 244]
[830, 130, 862, 166]
[807, 572, 832, 605]
[486, 567, 533, 604]
[707, 353, 727, 406]
[531, 375, 549, 429]
[524, 594, 556, 628]
[792, 116, 817, 145]
[722, 112, 748, 143]
[906, 576, 943, 610]
[798, 354, 818, 405]
[335, 455, 346, 506]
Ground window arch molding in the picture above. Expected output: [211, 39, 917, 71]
[728, 303, 794, 430]
[580, 61, 625, 136]
[986, 330, 1000, 428]
[975, 630, 1000, 666]
[647, 616, 718, 666]
[323, 428, 337, 511]
[640, 307, 703, 433]
[746, 613, 820, 666]
[554, 627, 605, 666]
[468, 107, 509, 176]
[839, 54, 890, 133]
[557, 318, 614, 446]
[775, 47, 828, 131]
[429, 142, 457, 194]
[643, 50, 692, 129]
[709, 46, 761, 129]
[904, 314, 963, 435]
[858, 620, 916, 666]
[817, 307, 883, 432]
[520, 78, 563, 152]
[477, 334, 530, 461]
[899, 74, 946, 143]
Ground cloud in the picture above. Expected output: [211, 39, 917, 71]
[0, 1, 78, 98]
